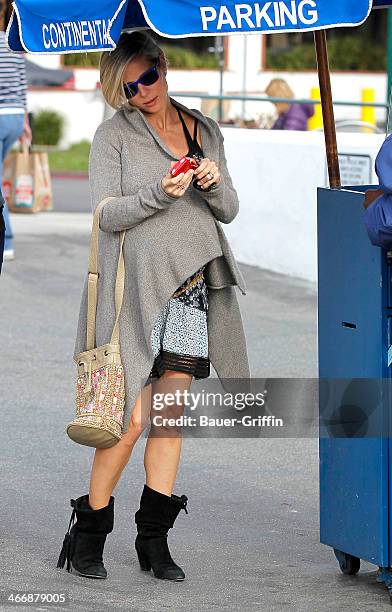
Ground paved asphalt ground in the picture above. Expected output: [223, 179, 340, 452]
[1, 178, 390, 611]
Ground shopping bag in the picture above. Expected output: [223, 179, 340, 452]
[3, 144, 53, 213]
[2, 150, 17, 206]
[8, 143, 37, 213]
[37, 152, 53, 211]
[31, 152, 49, 212]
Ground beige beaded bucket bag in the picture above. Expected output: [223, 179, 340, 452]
[66, 197, 126, 449]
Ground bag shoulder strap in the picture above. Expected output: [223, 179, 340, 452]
[86, 197, 126, 350]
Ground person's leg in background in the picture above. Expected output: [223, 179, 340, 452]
[0, 113, 25, 261]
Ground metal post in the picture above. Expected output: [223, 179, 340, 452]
[217, 36, 224, 122]
[314, 30, 341, 189]
[241, 35, 247, 121]
[209, 37, 224, 121]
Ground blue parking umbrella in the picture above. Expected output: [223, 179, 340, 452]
[6, 0, 373, 53]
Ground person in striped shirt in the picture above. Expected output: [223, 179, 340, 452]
[0, 0, 31, 270]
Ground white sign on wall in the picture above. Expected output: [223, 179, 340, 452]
[325, 153, 372, 187]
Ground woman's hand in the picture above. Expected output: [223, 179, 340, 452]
[161, 162, 195, 199]
[18, 111, 32, 145]
[194, 158, 221, 190]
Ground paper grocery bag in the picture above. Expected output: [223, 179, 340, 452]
[30, 152, 46, 211]
[37, 152, 53, 211]
[6, 144, 44, 213]
[14, 147, 35, 212]
[9, 144, 38, 213]
[3, 144, 53, 213]
[2, 150, 17, 206]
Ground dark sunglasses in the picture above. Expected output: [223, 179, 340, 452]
[123, 58, 160, 99]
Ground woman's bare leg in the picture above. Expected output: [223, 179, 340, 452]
[144, 370, 193, 497]
[88, 382, 153, 510]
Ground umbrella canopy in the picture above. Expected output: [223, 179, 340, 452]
[6, 0, 373, 54]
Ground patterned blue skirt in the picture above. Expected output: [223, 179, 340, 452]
[144, 264, 210, 384]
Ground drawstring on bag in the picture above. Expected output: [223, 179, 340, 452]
[78, 360, 93, 393]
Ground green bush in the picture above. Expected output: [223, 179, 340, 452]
[62, 46, 218, 69]
[63, 52, 101, 67]
[64, 45, 218, 69]
[267, 36, 386, 71]
[32, 109, 65, 146]
[160, 45, 218, 69]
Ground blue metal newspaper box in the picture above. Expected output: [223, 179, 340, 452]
[318, 184, 392, 599]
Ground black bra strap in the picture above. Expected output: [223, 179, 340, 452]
[193, 115, 198, 141]
[176, 107, 198, 150]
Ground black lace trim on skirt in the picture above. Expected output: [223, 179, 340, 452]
[146, 349, 210, 382]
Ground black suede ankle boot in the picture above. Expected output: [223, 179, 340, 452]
[56, 494, 114, 579]
[134, 484, 188, 581]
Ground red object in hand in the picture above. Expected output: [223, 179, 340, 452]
[170, 156, 198, 178]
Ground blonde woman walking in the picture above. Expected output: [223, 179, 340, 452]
[57, 31, 250, 582]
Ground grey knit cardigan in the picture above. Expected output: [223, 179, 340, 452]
[73, 96, 250, 433]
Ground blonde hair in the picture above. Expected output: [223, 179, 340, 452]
[99, 31, 167, 110]
[265, 78, 294, 114]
